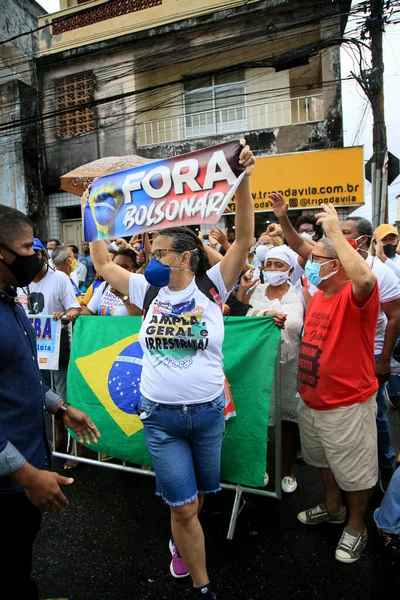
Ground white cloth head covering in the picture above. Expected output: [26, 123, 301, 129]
[255, 244, 271, 262]
[265, 245, 296, 269]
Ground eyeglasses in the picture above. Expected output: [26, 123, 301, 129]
[300, 227, 314, 234]
[310, 254, 333, 263]
[149, 248, 176, 261]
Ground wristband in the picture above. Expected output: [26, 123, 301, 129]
[54, 401, 70, 420]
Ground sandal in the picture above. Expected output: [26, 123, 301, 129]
[100, 454, 113, 461]
[62, 458, 80, 472]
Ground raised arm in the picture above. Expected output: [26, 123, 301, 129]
[269, 193, 313, 261]
[198, 232, 224, 267]
[89, 240, 130, 296]
[220, 142, 255, 290]
[316, 204, 376, 299]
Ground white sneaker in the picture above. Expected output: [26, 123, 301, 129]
[282, 475, 298, 493]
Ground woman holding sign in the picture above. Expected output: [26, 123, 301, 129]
[89, 141, 255, 600]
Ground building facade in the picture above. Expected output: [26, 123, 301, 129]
[0, 0, 47, 235]
[37, 0, 353, 243]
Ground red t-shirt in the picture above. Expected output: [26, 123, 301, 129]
[299, 281, 379, 410]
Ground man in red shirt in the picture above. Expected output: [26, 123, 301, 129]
[294, 203, 380, 564]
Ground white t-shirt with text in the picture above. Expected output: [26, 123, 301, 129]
[88, 282, 130, 316]
[18, 269, 80, 315]
[129, 263, 230, 404]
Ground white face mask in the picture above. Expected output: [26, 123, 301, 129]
[352, 235, 370, 256]
[264, 269, 290, 287]
[301, 232, 313, 241]
[47, 249, 53, 258]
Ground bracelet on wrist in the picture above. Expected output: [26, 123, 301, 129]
[54, 401, 70, 420]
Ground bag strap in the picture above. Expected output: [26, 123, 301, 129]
[195, 273, 223, 311]
[142, 274, 222, 319]
[142, 285, 161, 319]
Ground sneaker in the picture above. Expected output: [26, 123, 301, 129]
[282, 475, 298, 493]
[297, 502, 346, 525]
[335, 525, 368, 563]
[169, 539, 189, 578]
[387, 395, 400, 410]
[374, 523, 400, 558]
[195, 587, 217, 599]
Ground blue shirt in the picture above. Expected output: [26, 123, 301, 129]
[78, 254, 96, 288]
[0, 287, 61, 493]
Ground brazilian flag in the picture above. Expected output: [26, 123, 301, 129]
[68, 316, 280, 487]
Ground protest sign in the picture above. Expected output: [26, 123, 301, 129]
[83, 140, 245, 241]
[68, 316, 280, 488]
[28, 314, 62, 370]
[227, 146, 364, 212]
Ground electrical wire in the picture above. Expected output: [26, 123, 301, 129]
[0, 0, 396, 178]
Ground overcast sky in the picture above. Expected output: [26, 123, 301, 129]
[36, 0, 400, 222]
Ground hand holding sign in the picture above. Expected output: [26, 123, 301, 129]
[239, 140, 256, 177]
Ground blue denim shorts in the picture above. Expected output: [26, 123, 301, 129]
[139, 392, 225, 506]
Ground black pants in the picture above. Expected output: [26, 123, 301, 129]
[0, 491, 42, 599]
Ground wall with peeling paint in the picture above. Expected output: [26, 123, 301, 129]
[37, 0, 351, 236]
[0, 0, 46, 236]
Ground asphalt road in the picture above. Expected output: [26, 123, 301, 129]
[33, 410, 400, 600]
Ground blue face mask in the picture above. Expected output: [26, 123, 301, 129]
[144, 258, 173, 287]
[304, 258, 337, 287]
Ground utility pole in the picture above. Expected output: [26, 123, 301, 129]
[366, 0, 387, 227]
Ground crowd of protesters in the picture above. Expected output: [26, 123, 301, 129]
[1, 142, 400, 600]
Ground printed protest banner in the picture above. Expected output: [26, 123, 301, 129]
[227, 146, 364, 213]
[28, 314, 61, 370]
[82, 140, 245, 241]
[67, 316, 280, 488]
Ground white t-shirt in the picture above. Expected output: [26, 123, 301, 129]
[71, 261, 87, 287]
[380, 255, 400, 279]
[128, 263, 230, 404]
[366, 255, 400, 355]
[88, 281, 129, 316]
[18, 269, 80, 315]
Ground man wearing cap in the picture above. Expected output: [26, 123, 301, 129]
[17, 239, 80, 322]
[373, 224, 400, 278]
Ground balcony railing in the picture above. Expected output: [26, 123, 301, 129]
[137, 94, 324, 147]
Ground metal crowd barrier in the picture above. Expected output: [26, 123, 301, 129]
[51, 343, 283, 540]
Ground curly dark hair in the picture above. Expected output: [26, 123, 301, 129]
[158, 227, 211, 276]
[294, 214, 323, 240]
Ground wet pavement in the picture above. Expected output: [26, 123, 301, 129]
[33, 410, 400, 600]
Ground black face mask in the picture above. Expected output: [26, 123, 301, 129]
[383, 244, 397, 259]
[0, 243, 44, 287]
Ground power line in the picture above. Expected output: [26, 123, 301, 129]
[0, 0, 358, 78]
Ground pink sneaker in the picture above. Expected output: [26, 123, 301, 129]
[169, 539, 189, 578]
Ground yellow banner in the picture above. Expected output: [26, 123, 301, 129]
[228, 146, 364, 213]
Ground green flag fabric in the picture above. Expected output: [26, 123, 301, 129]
[67, 316, 280, 488]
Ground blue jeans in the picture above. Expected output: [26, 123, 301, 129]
[374, 466, 400, 535]
[140, 393, 225, 506]
[375, 355, 396, 471]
